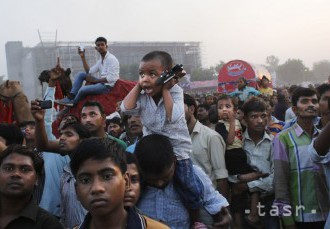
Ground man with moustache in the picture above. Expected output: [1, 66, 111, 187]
[0, 145, 63, 229]
[273, 87, 328, 228]
[79, 101, 127, 149]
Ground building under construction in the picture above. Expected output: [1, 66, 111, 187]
[5, 34, 202, 100]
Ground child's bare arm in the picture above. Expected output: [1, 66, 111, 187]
[123, 83, 142, 110]
[226, 111, 236, 145]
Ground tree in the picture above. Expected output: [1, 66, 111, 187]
[277, 59, 310, 85]
[312, 60, 330, 82]
[265, 55, 279, 71]
[190, 60, 225, 81]
[191, 67, 214, 81]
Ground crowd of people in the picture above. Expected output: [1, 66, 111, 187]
[0, 36, 330, 229]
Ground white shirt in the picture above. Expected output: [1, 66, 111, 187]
[89, 51, 120, 87]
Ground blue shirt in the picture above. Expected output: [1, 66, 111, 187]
[229, 86, 260, 102]
[39, 86, 70, 217]
[137, 165, 229, 229]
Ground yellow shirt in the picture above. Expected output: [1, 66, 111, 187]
[259, 87, 273, 96]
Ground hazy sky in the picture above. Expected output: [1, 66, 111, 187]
[1, 0, 330, 77]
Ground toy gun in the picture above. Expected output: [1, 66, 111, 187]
[156, 64, 184, 85]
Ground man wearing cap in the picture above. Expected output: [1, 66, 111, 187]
[259, 75, 273, 96]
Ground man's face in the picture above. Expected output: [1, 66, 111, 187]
[75, 158, 128, 216]
[124, 163, 141, 207]
[244, 111, 267, 133]
[59, 127, 81, 153]
[95, 41, 108, 55]
[184, 104, 194, 124]
[319, 91, 330, 116]
[0, 153, 38, 198]
[81, 106, 105, 134]
[138, 59, 164, 97]
[143, 161, 175, 189]
[127, 116, 142, 136]
[292, 95, 319, 119]
[108, 123, 123, 138]
[197, 107, 208, 122]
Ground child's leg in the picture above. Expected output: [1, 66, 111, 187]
[248, 192, 260, 222]
[174, 158, 203, 209]
[73, 83, 109, 105]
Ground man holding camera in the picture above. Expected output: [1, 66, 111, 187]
[55, 36, 120, 107]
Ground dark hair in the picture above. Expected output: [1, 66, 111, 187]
[95, 37, 107, 45]
[288, 85, 299, 95]
[198, 104, 210, 111]
[109, 117, 123, 127]
[0, 123, 24, 145]
[316, 83, 330, 99]
[184, 93, 197, 117]
[134, 134, 174, 175]
[18, 121, 36, 128]
[217, 94, 237, 109]
[70, 138, 126, 177]
[0, 145, 44, 177]
[242, 96, 267, 116]
[238, 77, 247, 85]
[82, 101, 105, 115]
[291, 87, 317, 106]
[208, 105, 219, 124]
[61, 122, 91, 139]
[141, 51, 173, 72]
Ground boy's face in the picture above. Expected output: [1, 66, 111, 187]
[75, 158, 129, 216]
[138, 59, 164, 97]
[244, 111, 267, 133]
[59, 127, 81, 152]
[0, 153, 38, 198]
[124, 163, 141, 207]
[217, 99, 234, 120]
[292, 95, 319, 119]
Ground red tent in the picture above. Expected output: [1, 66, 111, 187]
[218, 60, 272, 93]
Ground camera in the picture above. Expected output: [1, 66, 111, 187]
[39, 100, 52, 109]
[156, 64, 184, 85]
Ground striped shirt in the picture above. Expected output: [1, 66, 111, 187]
[60, 164, 87, 228]
[273, 123, 329, 226]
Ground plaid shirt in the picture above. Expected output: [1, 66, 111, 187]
[273, 123, 329, 226]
